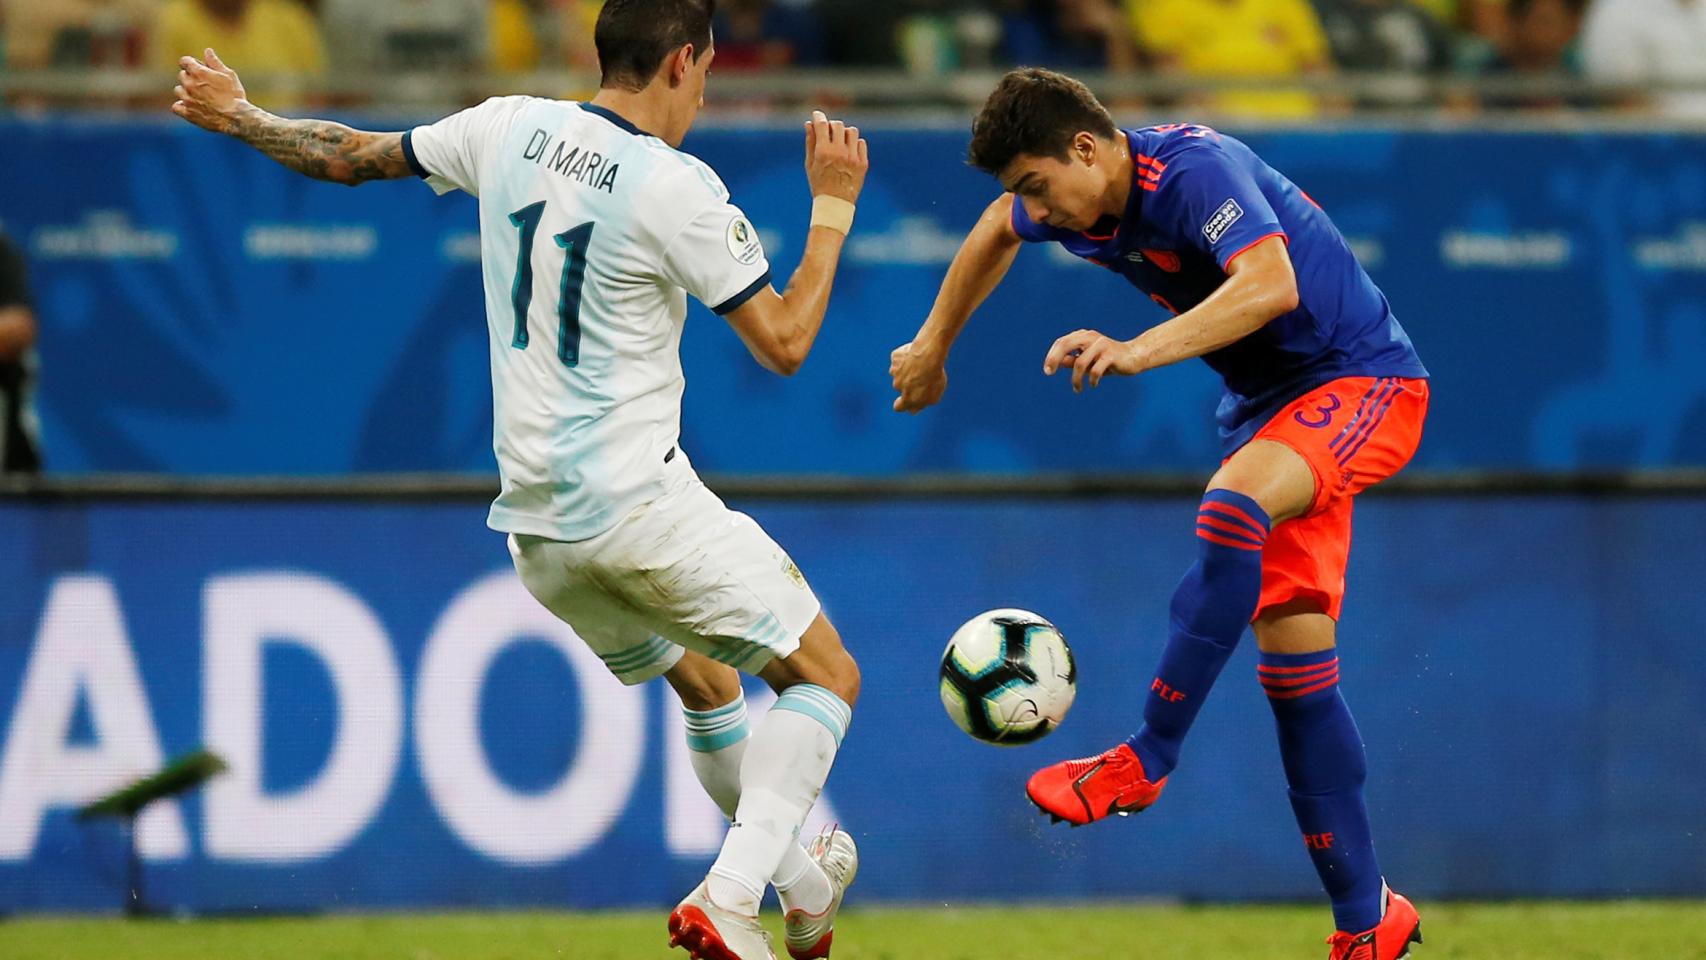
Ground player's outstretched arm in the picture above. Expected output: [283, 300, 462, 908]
[889, 194, 1022, 413]
[1044, 234, 1300, 392]
[722, 111, 868, 377]
[171, 48, 411, 187]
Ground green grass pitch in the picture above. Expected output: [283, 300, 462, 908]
[2, 901, 1702, 959]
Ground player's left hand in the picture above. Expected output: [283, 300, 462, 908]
[1043, 329, 1146, 393]
[172, 48, 251, 134]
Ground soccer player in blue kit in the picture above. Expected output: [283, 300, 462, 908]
[891, 69, 1430, 960]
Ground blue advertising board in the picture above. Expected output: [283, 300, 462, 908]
[1, 118, 1705, 475]
[2, 493, 1703, 912]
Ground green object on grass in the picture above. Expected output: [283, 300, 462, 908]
[78, 750, 227, 821]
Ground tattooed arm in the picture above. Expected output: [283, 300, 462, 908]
[172, 48, 412, 186]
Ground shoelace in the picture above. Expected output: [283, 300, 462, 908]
[1325, 931, 1374, 960]
[1057, 747, 1127, 780]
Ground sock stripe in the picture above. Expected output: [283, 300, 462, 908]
[1259, 654, 1341, 700]
[1266, 676, 1341, 699]
[1258, 657, 1341, 675]
[686, 700, 748, 722]
[684, 712, 749, 735]
[1197, 527, 1265, 550]
[1197, 515, 1268, 544]
[686, 723, 751, 752]
[1198, 501, 1271, 538]
[684, 697, 751, 752]
[1260, 668, 1339, 690]
[773, 684, 851, 746]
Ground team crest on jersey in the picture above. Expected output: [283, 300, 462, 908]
[1202, 198, 1245, 244]
[781, 555, 806, 589]
[727, 216, 762, 265]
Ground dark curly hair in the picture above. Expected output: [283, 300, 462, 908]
[968, 68, 1118, 176]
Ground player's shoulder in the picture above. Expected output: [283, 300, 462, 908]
[1132, 123, 1248, 169]
[640, 143, 731, 205]
[1132, 124, 1263, 199]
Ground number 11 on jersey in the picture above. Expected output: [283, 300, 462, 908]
[508, 201, 595, 367]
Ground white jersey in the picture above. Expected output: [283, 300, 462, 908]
[405, 96, 771, 541]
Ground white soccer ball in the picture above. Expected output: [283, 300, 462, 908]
[938, 608, 1077, 746]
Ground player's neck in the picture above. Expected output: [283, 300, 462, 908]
[588, 88, 677, 145]
[1102, 134, 1134, 219]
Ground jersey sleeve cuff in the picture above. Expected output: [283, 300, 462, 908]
[400, 130, 431, 180]
[711, 270, 772, 315]
[1220, 231, 1289, 270]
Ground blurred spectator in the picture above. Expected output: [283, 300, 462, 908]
[1000, 0, 1140, 71]
[712, 0, 826, 70]
[1580, 0, 1706, 119]
[815, 0, 908, 66]
[0, 229, 42, 475]
[319, 0, 485, 73]
[1478, 0, 1584, 110]
[151, 0, 325, 104]
[2, 0, 154, 70]
[1313, 0, 1451, 74]
[1126, 0, 1334, 118]
[489, 0, 543, 73]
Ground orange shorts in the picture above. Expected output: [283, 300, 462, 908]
[1244, 376, 1429, 621]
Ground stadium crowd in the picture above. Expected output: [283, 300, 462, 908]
[0, 0, 1703, 115]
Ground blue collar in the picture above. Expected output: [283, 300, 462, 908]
[579, 102, 652, 138]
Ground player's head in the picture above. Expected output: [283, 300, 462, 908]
[969, 68, 1123, 232]
[595, 0, 717, 145]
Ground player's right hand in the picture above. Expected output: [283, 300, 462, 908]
[890, 340, 948, 413]
[804, 110, 869, 204]
[172, 48, 251, 134]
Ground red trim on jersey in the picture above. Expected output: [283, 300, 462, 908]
[1136, 153, 1167, 172]
[1222, 231, 1289, 268]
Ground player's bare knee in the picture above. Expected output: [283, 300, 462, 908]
[761, 619, 860, 706]
[1207, 440, 1316, 524]
[1252, 599, 1337, 655]
[665, 655, 743, 712]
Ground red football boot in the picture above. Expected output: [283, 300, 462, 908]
[1327, 885, 1423, 960]
[1025, 743, 1167, 826]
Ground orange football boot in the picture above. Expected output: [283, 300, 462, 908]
[1025, 743, 1166, 826]
[1327, 885, 1423, 960]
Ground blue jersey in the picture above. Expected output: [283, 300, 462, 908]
[1011, 124, 1428, 453]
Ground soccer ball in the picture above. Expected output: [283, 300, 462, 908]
[938, 608, 1077, 745]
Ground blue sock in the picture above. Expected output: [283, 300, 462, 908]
[1260, 648, 1384, 933]
[1125, 489, 1270, 779]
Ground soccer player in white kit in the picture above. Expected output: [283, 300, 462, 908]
[171, 3, 867, 957]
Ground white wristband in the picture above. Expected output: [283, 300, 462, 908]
[810, 195, 856, 234]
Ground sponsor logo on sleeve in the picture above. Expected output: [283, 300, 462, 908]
[726, 216, 763, 265]
[1202, 198, 1245, 245]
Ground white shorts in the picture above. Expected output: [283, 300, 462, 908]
[507, 478, 822, 685]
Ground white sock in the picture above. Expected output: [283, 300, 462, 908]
[683, 696, 834, 916]
[704, 684, 851, 917]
